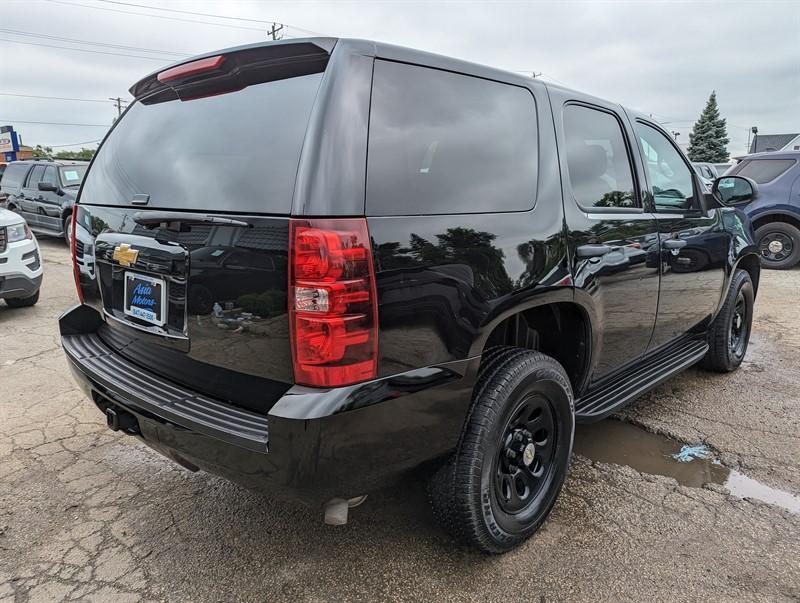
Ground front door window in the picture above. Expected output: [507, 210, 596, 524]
[635, 123, 696, 211]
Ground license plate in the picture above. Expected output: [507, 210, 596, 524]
[124, 272, 167, 327]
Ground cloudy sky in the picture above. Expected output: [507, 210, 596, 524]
[1, 0, 798, 156]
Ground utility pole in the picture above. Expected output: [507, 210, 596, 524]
[109, 97, 127, 119]
[749, 126, 758, 154]
[268, 23, 284, 40]
[671, 130, 680, 141]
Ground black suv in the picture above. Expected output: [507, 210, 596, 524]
[1, 159, 88, 244]
[60, 39, 760, 553]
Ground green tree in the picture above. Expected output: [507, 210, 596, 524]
[32, 144, 53, 157]
[687, 91, 729, 162]
[54, 147, 96, 160]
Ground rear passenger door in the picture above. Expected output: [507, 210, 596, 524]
[20, 164, 45, 218]
[631, 120, 727, 350]
[551, 93, 660, 381]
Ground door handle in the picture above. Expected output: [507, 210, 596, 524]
[663, 239, 687, 250]
[576, 244, 612, 258]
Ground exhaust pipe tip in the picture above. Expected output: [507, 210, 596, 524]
[323, 496, 367, 525]
[324, 498, 349, 526]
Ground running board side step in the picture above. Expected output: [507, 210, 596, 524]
[575, 339, 709, 422]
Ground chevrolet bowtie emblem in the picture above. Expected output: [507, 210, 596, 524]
[112, 243, 139, 267]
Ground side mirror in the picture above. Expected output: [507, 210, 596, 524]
[712, 175, 758, 205]
[38, 181, 59, 193]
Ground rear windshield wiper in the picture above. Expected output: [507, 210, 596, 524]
[133, 211, 251, 229]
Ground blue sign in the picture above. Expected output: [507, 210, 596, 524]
[0, 126, 21, 162]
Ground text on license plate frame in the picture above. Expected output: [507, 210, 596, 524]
[123, 271, 167, 327]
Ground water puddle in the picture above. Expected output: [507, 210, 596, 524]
[574, 420, 800, 514]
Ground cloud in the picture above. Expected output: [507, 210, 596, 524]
[1, 0, 797, 154]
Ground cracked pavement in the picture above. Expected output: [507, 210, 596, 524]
[1, 239, 798, 602]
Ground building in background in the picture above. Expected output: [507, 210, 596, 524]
[749, 132, 800, 154]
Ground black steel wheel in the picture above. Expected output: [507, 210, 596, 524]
[755, 222, 800, 270]
[493, 394, 557, 517]
[728, 289, 749, 361]
[427, 347, 574, 553]
[701, 269, 754, 372]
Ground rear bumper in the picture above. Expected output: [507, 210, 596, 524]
[60, 304, 477, 506]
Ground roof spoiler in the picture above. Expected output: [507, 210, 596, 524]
[129, 38, 337, 105]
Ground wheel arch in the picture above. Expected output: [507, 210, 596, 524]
[750, 210, 800, 233]
[734, 253, 761, 298]
[60, 204, 74, 222]
[476, 293, 594, 396]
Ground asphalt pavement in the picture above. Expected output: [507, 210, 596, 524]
[1, 239, 798, 602]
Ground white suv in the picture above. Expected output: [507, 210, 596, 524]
[0, 209, 43, 307]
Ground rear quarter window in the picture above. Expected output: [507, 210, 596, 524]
[366, 60, 538, 216]
[1, 163, 30, 190]
[734, 159, 796, 184]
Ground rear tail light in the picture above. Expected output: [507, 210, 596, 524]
[289, 218, 378, 387]
[70, 210, 84, 304]
[157, 55, 225, 83]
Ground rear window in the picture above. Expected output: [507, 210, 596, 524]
[366, 60, 538, 215]
[80, 72, 324, 213]
[1, 163, 30, 190]
[734, 159, 795, 184]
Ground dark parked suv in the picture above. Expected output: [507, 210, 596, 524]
[1, 159, 88, 244]
[60, 39, 760, 553]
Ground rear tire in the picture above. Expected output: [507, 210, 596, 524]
[701, 269, 753, 372]
[428, 347, 574, 554]
[5, 290, 40, 308]
[755, 222, 800, 270]
[64, 214, 73, 246]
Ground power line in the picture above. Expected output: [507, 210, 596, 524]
[0, 119, 110, 127]
[0, 92, 110, 103]
[0, 27, 190, 57]
[0, 36, 172, 61]
[46, 0, 266, 32]
[94, 0, 326, 35]
[50, 139, 102, 148]
[46, 0, 317, 38]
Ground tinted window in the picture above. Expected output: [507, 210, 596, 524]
[26, 165, 46, 188]
[635, 123, 695, 210]
[734, 159, 795, 184]
[59, 165, 87, 187]
[367, 60, 538, 215]
[0, 163, 30, 190]
[43, 165, 58, 186]
[563, 105, 636, 209]
[80, 73, 324, 213]
[697, 165, 715, 179]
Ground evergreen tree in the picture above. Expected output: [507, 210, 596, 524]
[687, 91, 729, 162]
